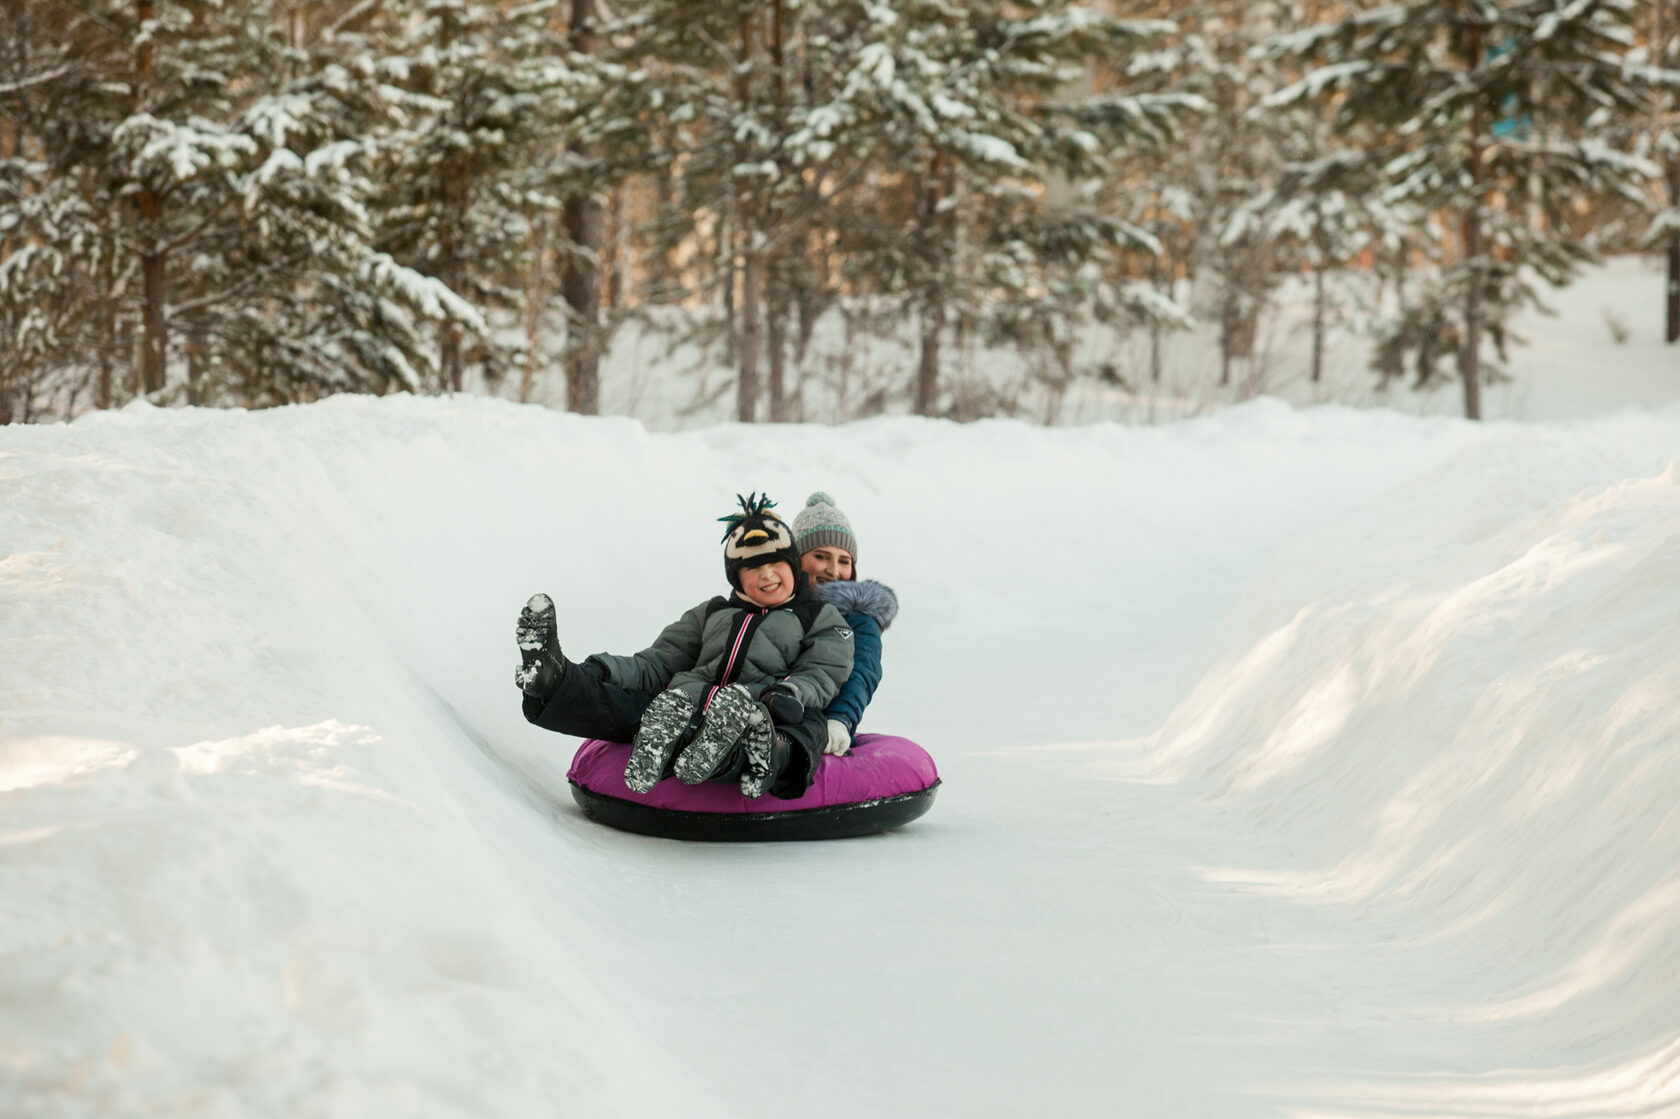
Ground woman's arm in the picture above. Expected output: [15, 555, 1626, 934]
[823, 611, 882, 734]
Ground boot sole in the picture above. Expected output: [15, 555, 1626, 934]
[673, 688, 757, 785]
[624, 691, 694, 793]
[739, 721, 775, 799]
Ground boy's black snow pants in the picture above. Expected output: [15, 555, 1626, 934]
[522, 660, 829, 802]
[521, 657, 653, 744]
[769, 707, 826, 800]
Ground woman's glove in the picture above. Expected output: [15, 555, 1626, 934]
[824, 718, 852, 756]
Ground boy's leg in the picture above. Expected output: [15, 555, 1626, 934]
[672, 684, 760, 785]
[523, 657, 654, 743]
[753, 706, 826, 799]
[624, 689, 698, 793]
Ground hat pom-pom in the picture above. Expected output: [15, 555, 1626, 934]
[806, 491, 834, 507]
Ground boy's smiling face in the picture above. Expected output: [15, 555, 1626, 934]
[738, 560, 796, 607]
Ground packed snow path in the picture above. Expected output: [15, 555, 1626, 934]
[4, 397, 1679, 1118]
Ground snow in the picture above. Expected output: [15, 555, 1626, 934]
[4, 384, 1680, 1116]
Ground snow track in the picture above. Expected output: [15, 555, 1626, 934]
[3, 396, 1678, 1117]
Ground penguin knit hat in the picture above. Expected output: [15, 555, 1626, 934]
[792, 492, 858, 564]
[719, 492, 806, 593]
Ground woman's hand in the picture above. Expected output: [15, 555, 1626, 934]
[824, 719, 852, 756]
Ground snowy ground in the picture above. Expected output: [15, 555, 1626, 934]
[4, 391, 1680, 1118]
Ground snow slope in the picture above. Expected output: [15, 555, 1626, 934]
[3, 395, 1679, 1117]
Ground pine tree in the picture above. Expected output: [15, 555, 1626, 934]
[358, 0, 581, 395]
[0, 0, 509, 415]
[820, 0, 1198, 416]
[1229, 146, 1417, 386]
[1264, 0, 1655, 418]
[1109, 1, 1290, 395]
[0, 159, 121, 420]
[1634, 3, 1680, 342]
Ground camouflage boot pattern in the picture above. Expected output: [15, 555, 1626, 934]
[624, 689, 696, 793]
[738, 709, 786, 800]
[673, 684, 759, 786]
[514, 593, 563, 696]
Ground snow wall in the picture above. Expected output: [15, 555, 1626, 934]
[3, 395, 1679, 1117]
[1141, 433, 1680, 1115]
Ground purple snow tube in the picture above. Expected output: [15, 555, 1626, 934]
[567, 733, 940, 841]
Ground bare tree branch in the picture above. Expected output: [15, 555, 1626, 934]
[0, 65, 77, 97]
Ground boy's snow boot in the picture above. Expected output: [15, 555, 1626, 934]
[625, 689, 697, 793]
[673, 684, 759, 785]
[515, 593, 565, 698]
[740, 714, 792, 800]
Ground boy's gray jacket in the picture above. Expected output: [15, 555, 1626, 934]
[587, 588, 854, 711]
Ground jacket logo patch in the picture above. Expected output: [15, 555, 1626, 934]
[837, 628, 853, 640]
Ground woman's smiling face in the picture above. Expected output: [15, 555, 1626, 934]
[801, 546, 854, 586]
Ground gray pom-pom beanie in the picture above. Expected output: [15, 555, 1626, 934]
[792, 491, 859, 563]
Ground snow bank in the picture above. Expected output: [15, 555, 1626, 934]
[1141, 421, 1680, 1112]
[0, 399, 729, 1118]
[4, 394, 1680, 1117]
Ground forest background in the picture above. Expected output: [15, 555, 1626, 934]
[4, 0, 1680, 427]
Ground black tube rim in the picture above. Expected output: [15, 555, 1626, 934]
[568, 780, 940, 842]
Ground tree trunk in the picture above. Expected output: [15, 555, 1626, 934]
[604, 186, 629, 313]
[185, 323, 204, 405]
[437, 299, 462, 393]
[764, 0, 789, 423]
[139, 230, 167, 395]
[795, 242, 819, 366]
[951, 176, 978, 421]
[1661, 0, 1680, 345]
[838, 304, 856, 420]
[1311, 258, 1326, 383]
[767, 281, 788, 421]
[649, 150, 675, 299]
[1667, 156, 1680, 344]
[1461, 205, 1484, 421]
[916, 294, 943, 417]
[913, 155, 947, 416]
[1149, 254, 1165, 384]
[521, 215, 547, 403]
[1461, 27, 1486, 421]
[437, 215, 464, 393]
[1218, 292, 1235, 388]
[98, 247, 116, 410]
[1392, 241, 1407, 320]
[720, 206, 735, 367]
[135, 0, 165, 396]
[561, 0, 602, 413]
[732, 4, 761, 422]
[738, 249, 762, 422]
[560, 192, 602, 412]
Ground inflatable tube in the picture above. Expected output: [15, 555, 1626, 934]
[567, 733, 939, 841]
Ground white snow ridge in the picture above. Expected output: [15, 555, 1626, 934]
[3, 394, 1680, 1118]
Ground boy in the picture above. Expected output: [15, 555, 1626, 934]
[515, 494, 853, 799]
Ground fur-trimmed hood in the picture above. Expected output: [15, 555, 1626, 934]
[817, 578, 898, 632]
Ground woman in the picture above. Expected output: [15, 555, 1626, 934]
[791, 492, 899, 755]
